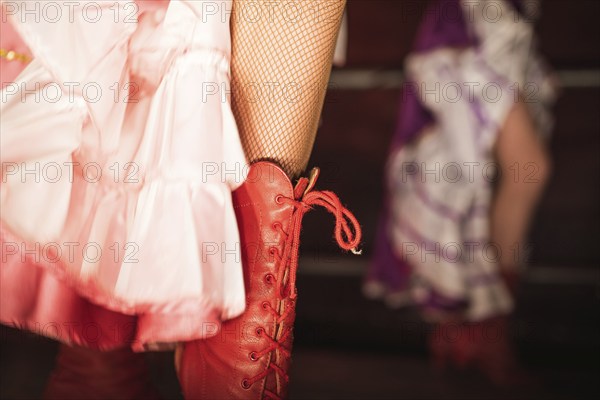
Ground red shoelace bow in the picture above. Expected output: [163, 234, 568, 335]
[245, 168, 362, 399]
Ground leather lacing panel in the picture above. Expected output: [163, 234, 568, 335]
[242, 169, 362, 399]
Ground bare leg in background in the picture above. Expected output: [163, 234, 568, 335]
[492, 100, 552, 280]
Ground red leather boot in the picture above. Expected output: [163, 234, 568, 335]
[44, 344, 161, 399]
[429, 316, 533, 387]
[178, 161, 362, 400]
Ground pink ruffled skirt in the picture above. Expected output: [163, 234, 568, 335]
[1, 0, 247, 351]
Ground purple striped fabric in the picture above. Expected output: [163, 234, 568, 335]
[370, 0, 525, 310]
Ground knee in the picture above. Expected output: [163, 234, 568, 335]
[515, 149, 552, 202]
[499, 148, 553, 201]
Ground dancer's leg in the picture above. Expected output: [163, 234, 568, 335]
[230, 0, 346, 178]
[464, 100, 551, 386]
[431, 101, 551, 386]
[178, 2, 358, 398]
[492, 100, 552, 274]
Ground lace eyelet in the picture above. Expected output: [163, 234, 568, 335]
[264, 273, 274, 284]
[249, 351, 259, 361]
[272, 222, 282, 230]
[274, 195, 284, 204]
[256, 327, 264, 336]
[262, 301, 270, 310]
[241, 379, 251, 389]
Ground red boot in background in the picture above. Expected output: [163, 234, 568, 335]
[429, 315, 533, 387]
[44, 344, 161, 399]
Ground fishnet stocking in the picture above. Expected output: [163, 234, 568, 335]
[230, 0, 346, 178]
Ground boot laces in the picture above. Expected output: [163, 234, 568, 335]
[245, 170, 362, 399]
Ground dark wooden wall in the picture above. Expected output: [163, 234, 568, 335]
[303, 0, 600, 267]
[342, 0, 600, 68]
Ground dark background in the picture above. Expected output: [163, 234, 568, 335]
[307, 0, 599, 265]
[296, 0, 600, 398]
[1, 1, 599, 399]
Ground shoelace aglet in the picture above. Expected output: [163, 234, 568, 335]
[351, 248, 362, 255]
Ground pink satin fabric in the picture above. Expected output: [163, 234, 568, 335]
[1, 5, 31, 87]
[1, 0, 247, 351]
